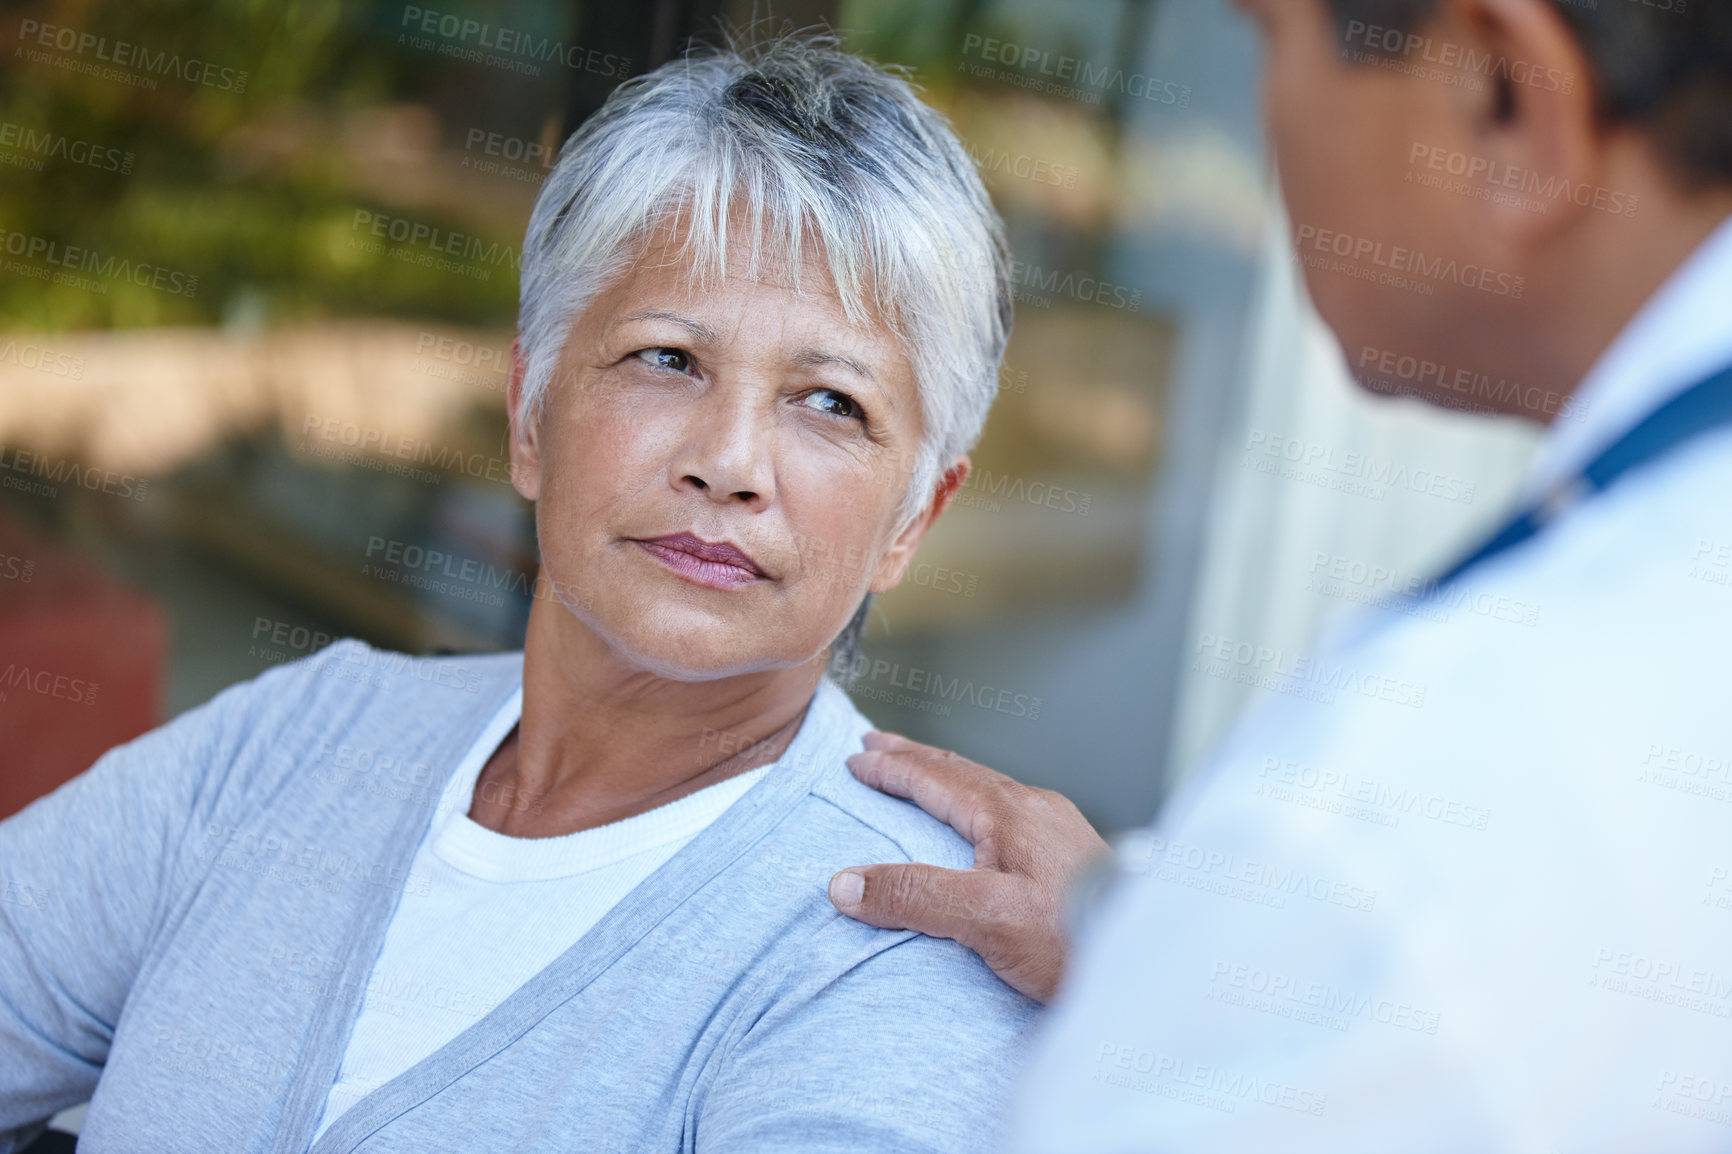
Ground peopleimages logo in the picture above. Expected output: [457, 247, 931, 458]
[1120, 831, 1380, 913]
[833, 654, 1043, 720]
[1294, 224, 1524, 299]
[460, 128, 553, 186]
[16, 19, 249, 92]
[0, 228, 199, 298]
[0, 337, 85, 380]
[1655, 1071, 1732, 1130]
[1008, 259, 1141, 312]
[300, 415, 512, 485]
[961, 466, 1092, 515]
[967, 144, 1079, 190]
[0, 444, 150, 502]
[1339, 20, 1574, 94]
[363, 536, 527, 589]
[1208, 960, 1443, 1034]
[960, 34, 1191, 108]
[1689, 539, 1732, 591]
[1306, 550, 1539, 627]
[398, 6, 630, 78]
[1355, 345, 1583, 423]
[1407, 143, 1639, 219]
[1092, 1043, 1328, 1116]
[349, 210, 521, 281]
[251, 617, 334, 657]
[0, 663, 99, 706]
[0, 121, 134, 174]
[1588, 948, 1732, 1019]
[1193, 631, 1428, 709]
[1243, 429, 1477, 505]
[1257, 755, 1492, 831]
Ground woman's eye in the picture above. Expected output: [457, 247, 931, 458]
[799, 388, 863, 421]
[634, 347, 690, 373]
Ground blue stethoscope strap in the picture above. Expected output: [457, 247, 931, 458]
[1431, 363, 1732, 589]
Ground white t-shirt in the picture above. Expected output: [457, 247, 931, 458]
[313, 687, 771, 1141]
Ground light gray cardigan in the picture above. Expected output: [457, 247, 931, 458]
[0, 641, 1037, 1152]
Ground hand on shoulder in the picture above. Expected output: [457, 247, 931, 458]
[828, 732, 1109, 1003]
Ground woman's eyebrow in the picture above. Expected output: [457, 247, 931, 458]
[617, 309, 722, 343]
[794, 349, 898, 413]
[793, 349, 875, 381]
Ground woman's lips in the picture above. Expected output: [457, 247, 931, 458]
[634, 532, 768, 589]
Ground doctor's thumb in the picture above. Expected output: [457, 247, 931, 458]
[828, 863, 1002, 947]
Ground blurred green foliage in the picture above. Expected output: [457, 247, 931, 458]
[0, 0, 568, 332]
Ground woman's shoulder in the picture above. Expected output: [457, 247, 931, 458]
[282, 638, 522, 702]
[786, 680, 974, 873]
[222, 638, 519, 717]
[164, 639, 522, 806]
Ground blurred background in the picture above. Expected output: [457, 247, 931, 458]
[0, 0, 1543, 832]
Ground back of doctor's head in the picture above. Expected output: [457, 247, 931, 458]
[1326, 0, 1731, 188]
[1249, 0, 1731, 421]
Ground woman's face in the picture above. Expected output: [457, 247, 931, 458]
[508, 224, 962, 681]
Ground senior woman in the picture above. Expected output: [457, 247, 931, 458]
[0, 38, 1034, 1154]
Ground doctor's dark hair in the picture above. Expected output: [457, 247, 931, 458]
[1323, 0, 1732, 187]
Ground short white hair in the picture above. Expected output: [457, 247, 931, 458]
[516, 34, 1012, 516]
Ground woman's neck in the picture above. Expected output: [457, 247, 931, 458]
[467, 593, 825, 839]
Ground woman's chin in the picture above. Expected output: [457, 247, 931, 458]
[532, 576, 829, 682]
[590, 622, 819, 684]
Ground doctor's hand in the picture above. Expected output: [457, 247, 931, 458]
[827, 731, 1110, 1003]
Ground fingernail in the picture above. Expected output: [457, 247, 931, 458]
[829, 870, 865, 908]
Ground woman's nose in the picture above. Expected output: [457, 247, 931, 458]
[668, 386, 774, 509]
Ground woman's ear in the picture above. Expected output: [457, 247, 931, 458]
[868, 457, 971, 593]
[506, 337, 542, 502]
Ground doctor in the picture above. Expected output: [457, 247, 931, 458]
[830, 0, 1732, 1147]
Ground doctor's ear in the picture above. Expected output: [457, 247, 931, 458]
[1438, 0, 1599, 240]
[506, 338, 542, 502]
